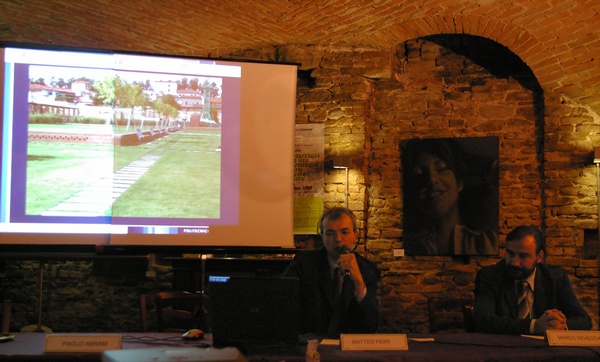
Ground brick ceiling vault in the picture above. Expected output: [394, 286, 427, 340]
[0, 0, 598, 114]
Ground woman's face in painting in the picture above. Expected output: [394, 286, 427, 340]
[412, 153, 463, 219]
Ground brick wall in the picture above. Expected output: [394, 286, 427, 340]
[1, 37, 599, 333]
[2, 1, 597, 113]
[368, 36, 542, 332]
[281, 35, 598, 332]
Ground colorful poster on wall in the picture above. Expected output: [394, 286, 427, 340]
[293, 124, 324, 234]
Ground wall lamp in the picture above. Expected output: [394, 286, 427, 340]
[333, 156, 351, 209]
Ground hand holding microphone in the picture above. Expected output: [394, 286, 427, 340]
[337, 245, 367, 294]
[338, 246, 354, 277]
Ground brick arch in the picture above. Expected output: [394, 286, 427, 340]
[382, 15, 560, 95]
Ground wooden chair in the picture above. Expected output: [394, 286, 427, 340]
[140, 293, 159, 332]
[427, 298, 474, 333]
[155, 291, 207, 333]
[1, 300, 11, 334]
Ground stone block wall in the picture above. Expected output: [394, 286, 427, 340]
[1, 258, 172, 332]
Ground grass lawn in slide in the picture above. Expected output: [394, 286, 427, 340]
[25, 127, 222, 219]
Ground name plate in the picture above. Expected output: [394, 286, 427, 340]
[340, 334, 408, 351]
[45, 334, 122, 353]
[546, 330, 600, 346]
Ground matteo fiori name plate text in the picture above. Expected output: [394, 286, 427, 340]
[340, 334, 408, 351]
[546, 330, 600, 346]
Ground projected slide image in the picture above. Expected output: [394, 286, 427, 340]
[24, 65, 223, 219]
[1, 44, 297, 248]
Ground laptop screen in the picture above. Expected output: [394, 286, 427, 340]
[208, 275, 300, 348]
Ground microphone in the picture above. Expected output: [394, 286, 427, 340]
[339, 246, 352, 277]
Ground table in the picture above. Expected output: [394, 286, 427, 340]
[1, 332, 599, 361]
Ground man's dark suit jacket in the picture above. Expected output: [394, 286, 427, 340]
[474, 260, 591, 335]
[283, 248, 380, 338]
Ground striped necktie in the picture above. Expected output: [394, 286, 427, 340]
[517, 281, 530, 319]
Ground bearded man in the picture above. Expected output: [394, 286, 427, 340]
[474, 225, 591, 335]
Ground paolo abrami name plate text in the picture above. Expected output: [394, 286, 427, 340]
[45, 334, 122, 353]
[546, 330, 600, 346]
[340, 334, 408, 351]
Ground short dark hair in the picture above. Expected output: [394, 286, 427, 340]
[319, 207, 357, 235]
[506, 225, 545, 253]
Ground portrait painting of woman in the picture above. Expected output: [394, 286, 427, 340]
[401, 137, 499, 256]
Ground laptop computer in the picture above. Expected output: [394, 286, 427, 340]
[207, 275, 300, 349]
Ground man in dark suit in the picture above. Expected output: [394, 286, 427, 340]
[474, 225, 591, 335]
[283, 207, 380, 338]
